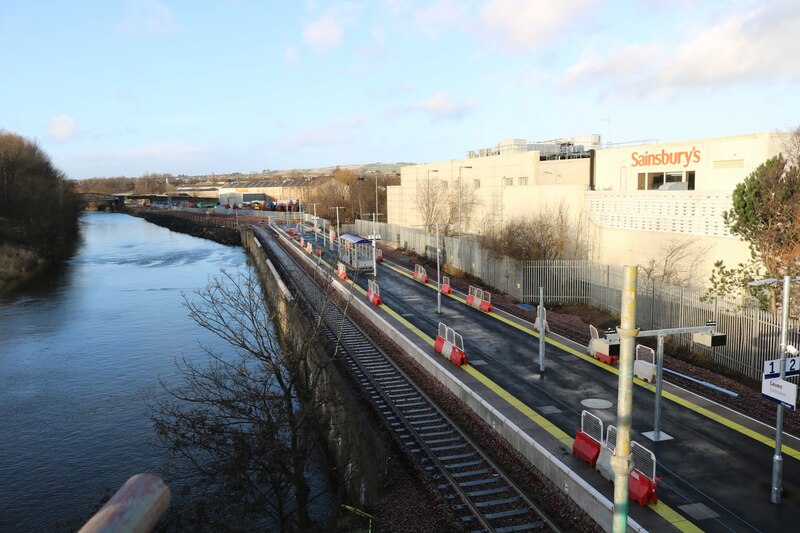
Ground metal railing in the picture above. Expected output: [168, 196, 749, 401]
[79, 474, 170, 532]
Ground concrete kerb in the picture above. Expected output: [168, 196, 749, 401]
[265, 224, 644, 533]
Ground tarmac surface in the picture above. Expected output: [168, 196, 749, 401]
[291, 229, 800, 532]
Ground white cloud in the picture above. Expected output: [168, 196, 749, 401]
[411, 91, 474, 121]
[412, 0, 469, 37]
[303, 16, 344, 52]
[283, 45, 300, 64]
[518, 67, 553, 88]
[277, 114, 370, 151]
[118, 0, 181, 34]
[47, 115, 77, 141]
[561, 0, 800, 100]
[479, 0, 599, 51]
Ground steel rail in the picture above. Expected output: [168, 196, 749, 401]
[252, 225, 556, 532]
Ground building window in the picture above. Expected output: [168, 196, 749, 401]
[503, 177, 513, 186]
[473, 179, 481, 189]
[518, 176, 528, 186]
[638, 170, 696, 190]
[648, 172, 665, 190]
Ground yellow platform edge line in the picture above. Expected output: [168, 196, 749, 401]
[281, 250, 696, 531]
[649, 501, 705, 533]
[382, 259, 800, 459]
[370, 270, 696, 530]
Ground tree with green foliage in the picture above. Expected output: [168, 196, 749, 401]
[706, 154, 800, 311]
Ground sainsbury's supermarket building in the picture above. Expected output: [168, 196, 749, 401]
[387, 131, 785, 283]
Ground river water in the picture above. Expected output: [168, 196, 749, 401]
[0, 212, 252, 530]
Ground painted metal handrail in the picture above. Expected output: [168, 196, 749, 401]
[79, 474, 170, 533]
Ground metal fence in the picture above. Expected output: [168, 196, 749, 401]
[354, 219, 799, 381]
[523, 260, 800, 381]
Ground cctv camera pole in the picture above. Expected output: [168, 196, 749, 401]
[772, 275, 791, 504]
[612, 265, 638, 533]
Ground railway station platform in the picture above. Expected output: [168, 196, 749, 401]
[273, 225, 800, 532]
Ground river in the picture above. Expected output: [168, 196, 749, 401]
[0, 212, 274, 530]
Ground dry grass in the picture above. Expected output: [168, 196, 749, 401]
[0, 243, 45, 293]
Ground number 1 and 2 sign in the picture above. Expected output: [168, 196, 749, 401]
[762, 356, 799, 410]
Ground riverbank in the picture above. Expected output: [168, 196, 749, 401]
[127, 209, 242, 246]
[0, 236, 80, 296]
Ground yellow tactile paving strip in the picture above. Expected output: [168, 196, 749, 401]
[274, 228, 701, 530]
[382, 260, 800, 459]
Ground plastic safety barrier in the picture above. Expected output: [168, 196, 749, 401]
[596, 425, 616, 482]
[376, 249, 383, 263]
[466, 286, 493, 313]
[629, 441, 660, 506]
[573, 410, 603, 466]
[299, 237, 304, 247]
[413, 264, 428, 284]
[573, 432, 601, 466]
[366, 279, 382, 306]
[433, 322, 467, 366]
[588, 325, 620, 365]
[595, 351, 618, 365]
[634, 344, 657, 383]
[306, 242, 313, 254]
[441, 275, 452, 295]
[337, 262, 348, 281]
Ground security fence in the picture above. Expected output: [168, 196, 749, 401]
[522, 260, 800, 381]
[355, 219, 799, 380]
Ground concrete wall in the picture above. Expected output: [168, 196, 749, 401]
[384, 132, 786, 285]
[242, 228, 390, 507]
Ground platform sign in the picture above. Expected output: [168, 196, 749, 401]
[763, 356, 800, 380]
[761, 378, 798, 410]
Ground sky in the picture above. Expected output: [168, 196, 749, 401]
[1, 0, 799, 179]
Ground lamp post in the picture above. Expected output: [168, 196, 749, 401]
[329, 206, 346, 243]
[312, 203, 319, 242]
[426, 222, 443, 314]
[612, 265, 639, 533]
[458, 165, 471, 234]
[748, 275, 800, 504]
[426, 169, 438, 226]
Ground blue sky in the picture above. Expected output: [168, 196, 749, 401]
[2, 0, 798, 179]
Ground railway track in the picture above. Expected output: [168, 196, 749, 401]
[251, 225, 558, 532]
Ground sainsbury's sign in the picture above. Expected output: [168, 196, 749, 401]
[631, 146, 701, 168]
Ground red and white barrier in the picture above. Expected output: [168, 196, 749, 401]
[366, 279, 382, 306]
[376, 249, 383, 263]
[441, 275, 452, 295]
[573, 410, 603, 466]
[337, 262, 348, 281]
[588, 325, 620, 366]
[433, 322, 467, 366]
[629, 441, 660, 506]
[413, 264, 428, 284]
[466, 285, 493, 313]
[306, 242, 313, 254]
[594, 425, 661, 506]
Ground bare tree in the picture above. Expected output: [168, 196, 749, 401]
[477, 203, 589, 261]
[150, 269, 340, 531]
[639, 238, 706, 287]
